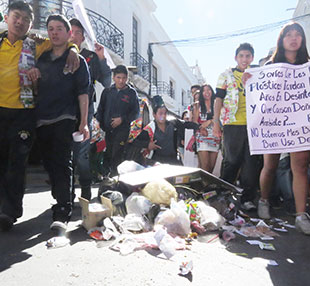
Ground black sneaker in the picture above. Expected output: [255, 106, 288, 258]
[0, 213, 15, 231]
[81, 186, 91, 201]
[241, 201, 257, 211]
[51, 204, 72, 224]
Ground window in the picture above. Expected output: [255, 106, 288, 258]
[132, 16, 138, 65]
[182, 89, 186, 106]
[152, 65, 158, 86]
[169, 80, 174, 98]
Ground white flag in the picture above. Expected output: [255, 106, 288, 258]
[72, 0, 116, 69]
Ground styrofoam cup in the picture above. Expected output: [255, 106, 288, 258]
[72, 131, 84, 142]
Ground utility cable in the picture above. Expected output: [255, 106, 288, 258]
[151, 13, 310, 47]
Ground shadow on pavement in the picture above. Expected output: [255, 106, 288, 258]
[0, 209, 51, 273]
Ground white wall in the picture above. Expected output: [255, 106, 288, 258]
[0, 0, 199, 114]
[77, 0, 198, 115]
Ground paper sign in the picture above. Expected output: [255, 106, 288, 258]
[72, 0, 115, 68]
[72, 0, 96, 48]
[245, 62, 310, 155]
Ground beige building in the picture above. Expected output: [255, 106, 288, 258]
[293, 0, 310, 51]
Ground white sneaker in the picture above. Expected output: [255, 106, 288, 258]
[295, 213, 310, 235]
[258, 199, 271, 219]
[241, 201, 257, 211]
[50, 221, 67, 236]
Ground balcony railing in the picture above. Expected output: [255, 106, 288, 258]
[0, 0, 124, 58]
[151, 81, 175, 98]
[130, 52, 149, 82]
[62, 1, 124, 58]
[0, 0, 8, 14]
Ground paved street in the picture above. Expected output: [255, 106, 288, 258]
[0, 165, 310, 286]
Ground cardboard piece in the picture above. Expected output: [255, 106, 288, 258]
[117, 164, 240, 194]
[79, 196, 113, 231]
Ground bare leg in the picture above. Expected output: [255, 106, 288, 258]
[198, 151, 219, 173]
[259, 153, 280, 200]
[290, 151, 310, 213]
[208, 151, 219, 174]
[198, 151, 208, 171]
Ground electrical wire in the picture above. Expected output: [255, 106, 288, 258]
[150, 13, 310, 47]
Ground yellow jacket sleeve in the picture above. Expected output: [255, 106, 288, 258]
[35, 39, 79, 59]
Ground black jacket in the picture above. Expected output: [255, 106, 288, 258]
[80, 49, 111, 104]
[96, 84, 140, 132]
[36, 49, 90, 122]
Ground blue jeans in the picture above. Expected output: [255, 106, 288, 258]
[72, 110, 93, 188]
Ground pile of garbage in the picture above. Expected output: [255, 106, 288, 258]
[80, 161, 246, 260]
[45, 161, 295, 273]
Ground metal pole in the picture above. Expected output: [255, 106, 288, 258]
[148, 43, 153, 96]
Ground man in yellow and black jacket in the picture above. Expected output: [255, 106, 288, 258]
[0, 1, 79, 231]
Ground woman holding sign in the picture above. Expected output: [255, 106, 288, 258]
[245, 22, 310, 235]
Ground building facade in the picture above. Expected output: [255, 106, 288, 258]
[293, 0, 310, 53]
[0, 0, 202, 115]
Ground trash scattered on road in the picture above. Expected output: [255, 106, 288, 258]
[268, 260, 279, 266]
[76, 163, 298, 260]
[220, 230, 236, 242]
[46, 236, 70, 249]
[259, 242, 276, 251]
[155, 199, 191, 236]
[246, 240, 276, 251]
[79, 196, 112, 231]
[179, 260, 193, 276]
[273, 227, 288, 233]
[278, 222, 296, 229]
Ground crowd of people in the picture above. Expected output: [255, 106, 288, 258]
[0, 1, 310, 236]
[185, 22, 310, 235]
[0, 1, 138, 233]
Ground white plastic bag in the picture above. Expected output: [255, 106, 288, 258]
[125, 192, 152, 215]
[155, 199, 191, 236]
[46, 236, 70, 249]
[122, 213, 151, 232]
[196, 201, 225, 230]
[154, 227, 176, 259]
[117, 160, 145, 175]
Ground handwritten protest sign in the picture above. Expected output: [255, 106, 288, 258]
[245, 62, 310, 155]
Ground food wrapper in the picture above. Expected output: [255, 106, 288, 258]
[179, 260, 193, 276]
